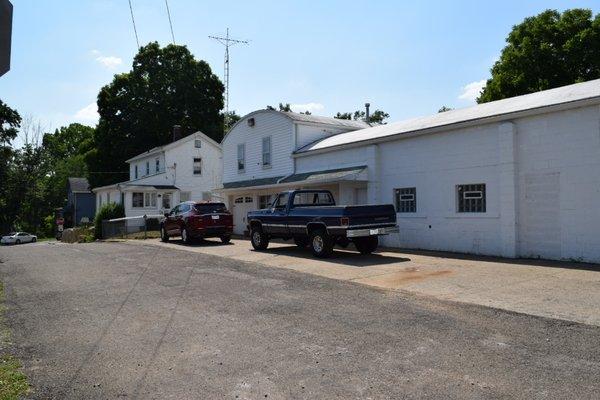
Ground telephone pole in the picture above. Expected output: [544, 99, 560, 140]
[209, 28, 249, 124]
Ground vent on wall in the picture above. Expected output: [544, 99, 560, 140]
[247, 118, 255, 127]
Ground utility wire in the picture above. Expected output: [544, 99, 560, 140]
[165, 0, 176, 45]
[128, 0, 140, 49]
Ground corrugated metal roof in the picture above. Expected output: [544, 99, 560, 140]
[297, 79, 600, 153]
[222, 176, 285, 189]
[68, 177, 91, 193]
[281, 111, 370, 129]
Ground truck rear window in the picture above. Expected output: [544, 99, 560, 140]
[292, 192, 335, 207]
[194, 203, 227, 214]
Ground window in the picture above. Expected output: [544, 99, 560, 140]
[134, 165, 138, 179]
[180, 192, 191, 202]
[179, 203, 191, 213]
[145, 161, 150, 176]
[107, 192, 111, 204]
[162, 193, 172, 209]
[155, 158, 160, 173]
[245, 197, 253, 203]
[195, 203, 227, 214]
[273, 193, 288, 210]
[132, 192, 144, 208]
[259, 195, 273, 209]
[144, 193, 157, 207]
[234, 197, 244, 204]
[395, 187, 417, 213]
[193, 158, 202, 175]
[262, 136, 271, 167]
[194, 139, 202, 148]
[292, 192, 335, 207]
[237, 143, 245, 172]
[98, 194, 103, 207]
[457, 183, 486, 213]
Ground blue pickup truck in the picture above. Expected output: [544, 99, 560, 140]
[247, 189, 398, 258]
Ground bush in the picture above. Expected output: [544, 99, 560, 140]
[94, 203, 125, 239]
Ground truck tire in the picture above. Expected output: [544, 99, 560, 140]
[294, 237, 309, 248]
[250, 227, 269, 250]
[160, 225, 169, 242]
[310, 229, 334, 258]
[354, 236, 378, 255]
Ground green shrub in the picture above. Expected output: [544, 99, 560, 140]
[94, 203, 125, 239]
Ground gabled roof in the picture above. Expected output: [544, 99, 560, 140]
[296, 79, 600, 154]
[68, 177, 91, 193]
[126, 130, 221, 163]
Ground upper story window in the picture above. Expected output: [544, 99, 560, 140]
[145, 161, 150, 176]
[134, 165, 138, 179]
[237, 143, 245, 172]
[457, 183, 486, 213]
[193, 158, 202, 175]
[262, 136, 272, 167]
[155, 158, 160, 173]
[194, 139, 202, 148]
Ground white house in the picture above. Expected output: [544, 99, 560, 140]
[291, 79, 600, 263]
[219, 110, 369, 234]
[93, 131, 222, 218]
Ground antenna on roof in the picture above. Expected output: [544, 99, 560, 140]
[209, 28, 250, 126]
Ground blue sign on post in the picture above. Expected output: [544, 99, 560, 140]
[0, 0, 13, 77]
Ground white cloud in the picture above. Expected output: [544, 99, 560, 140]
[74, 103, 99, 124]
[458, 79, 486, 102]
[290, 102, 325, 114]
[95, 55, 122, 69]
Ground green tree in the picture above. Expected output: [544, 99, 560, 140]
[0, 100, 21, 233]
[478, 9, 600, 103]
[87, 42, 224, 187]
[438, 106, 453, 113]
[224, 111, 241, 133]
[334, 109, 389, 125]
[266, 103, 293, 112]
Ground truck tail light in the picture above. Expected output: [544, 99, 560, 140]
[340, 217, 349, 227]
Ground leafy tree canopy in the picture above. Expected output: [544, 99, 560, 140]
[438, 106, 453, 113]
[87, 42, 224, 186]
[334, 109, 389, 125]
[478, 9, 600, 103]
[0, 99, 21, 146]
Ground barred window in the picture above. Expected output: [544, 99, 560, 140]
[457, 184, 486, 213]
[395, 187, 417, 213]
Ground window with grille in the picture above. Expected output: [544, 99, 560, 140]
[234, 197, 244, 204]
[457, 184, 486, 213]
[194, 139, 202, 148]
[193, 158, 202, 175]
[262, 136, 271, 167]
[132, 192, 144, 208]
[395, 187, 417, 213]
[144, 193, 157, 207]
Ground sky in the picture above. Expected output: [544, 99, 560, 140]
[1, 0, 599, 141]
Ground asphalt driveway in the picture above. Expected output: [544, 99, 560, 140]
[1, 241, 600, 399]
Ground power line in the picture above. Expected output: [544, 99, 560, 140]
[128, 0, 140, 49]
[209, 28, 249, 123]
[164, 0, 175, 45]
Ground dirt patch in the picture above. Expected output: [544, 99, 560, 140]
[354, 269, 454, 288]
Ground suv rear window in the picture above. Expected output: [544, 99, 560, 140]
[194, 203, 227, 214]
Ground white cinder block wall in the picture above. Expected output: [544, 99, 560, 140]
[294, 104, 600, 263]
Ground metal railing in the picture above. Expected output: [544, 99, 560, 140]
[101, 214, 164, 239]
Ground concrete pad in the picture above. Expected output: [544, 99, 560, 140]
[129, 238, 600, 326]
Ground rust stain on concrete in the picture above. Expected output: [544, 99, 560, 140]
[355, 269, 454, 288]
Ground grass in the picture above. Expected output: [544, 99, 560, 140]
[0, 282, 30, 400]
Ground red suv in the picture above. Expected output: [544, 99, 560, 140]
[160, 202, 233, 244]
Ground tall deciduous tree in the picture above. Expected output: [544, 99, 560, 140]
[0, 100, 21, 233]
[478, 9, 600, 103]
[334, 109, 389, 125]
[87, 42, 224, 187]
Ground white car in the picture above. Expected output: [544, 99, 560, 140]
[1, 232, 37, 245]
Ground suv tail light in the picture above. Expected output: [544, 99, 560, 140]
[340, 217, 349, 227]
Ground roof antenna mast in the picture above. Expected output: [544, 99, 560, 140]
[209, 28, 249, 126]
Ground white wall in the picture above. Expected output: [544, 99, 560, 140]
[223, 112, 294, 184]
[296, 124, 353, 149]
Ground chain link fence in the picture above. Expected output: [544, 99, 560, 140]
[101, 214, 164, 239]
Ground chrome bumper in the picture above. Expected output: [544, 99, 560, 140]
[346, 226, 399, 238]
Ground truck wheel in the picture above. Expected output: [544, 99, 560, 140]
[294, 237, 309, 248]
[310, 230, 334, 258]
[160, 225, 169, 242]
[354, 236, 378, 255]
[250, 227, 269, 250]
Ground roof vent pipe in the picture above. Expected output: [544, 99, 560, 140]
[365, 103, 370, 123]
[172, 125, 182, 142]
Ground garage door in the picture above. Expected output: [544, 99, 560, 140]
[519, 172, 561, 259]
[232, 196, 255, 235]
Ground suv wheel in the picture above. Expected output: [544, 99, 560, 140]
[181, 226, 192, 244]
[220, 234, 231, 244]
[354, 236, 378, 255]
[160, 226, 169, 242]
[250, 227, 269, 250]
[310, 229, 334, 258]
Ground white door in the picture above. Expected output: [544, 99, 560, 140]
[232, 196, 255, 235]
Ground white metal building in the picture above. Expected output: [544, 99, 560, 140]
[219, 110, 369, 234]
[292, 79, 600, 263]
[93, 131, 223, 218]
